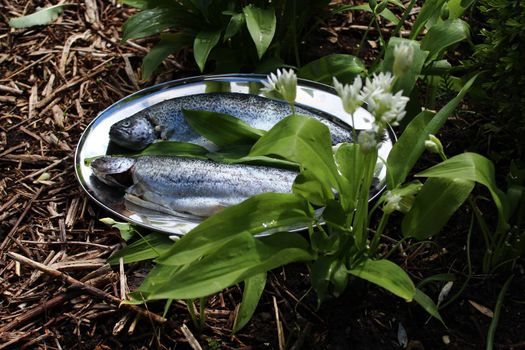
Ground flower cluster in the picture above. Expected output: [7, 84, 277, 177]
[334, 71, 409, 153]
[261, 68, 297, 106]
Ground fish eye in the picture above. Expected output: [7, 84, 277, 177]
[120, 120, 131, 127]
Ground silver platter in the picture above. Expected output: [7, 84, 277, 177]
[75, 74, 394, 236]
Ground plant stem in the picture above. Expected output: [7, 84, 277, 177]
[291, 0, 301, 67]
[486, 275, 514, 350]
[199, 296, 206, 332]
[186, 299, 199, 330]
[357, 16, 375, 57]
[441, 213, 474, 309]
[370, 212, 389, 254]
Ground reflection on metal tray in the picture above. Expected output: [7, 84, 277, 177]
[74, 74, 395, 236]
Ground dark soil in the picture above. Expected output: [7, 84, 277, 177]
[1, 0, 524, 349]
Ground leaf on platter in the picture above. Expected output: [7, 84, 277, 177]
[243, 5, 276, 59]
[107, 233, 174, 265]
[249, 115, 349, 207]
[137, 232, 313, 300]
[155, 193, 314, 266]
[9, 4, 74, 28]
[183, 109, 265, 148]
[298, 54, 365, 85]
[138, 141, 209, 159]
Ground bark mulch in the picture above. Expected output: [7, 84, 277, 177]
[1, 1, 524, 350]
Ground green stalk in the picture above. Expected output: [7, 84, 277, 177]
[186, 299, 199, 330]
[369, 212, 390, 254]
[357, 16, 375, 57]
[199, 296, 206, 332]
[441, 213, 474, 309]
[351, 150, 378, 249]
[291, 0, 300, 67]
[486, 275, 513, 350]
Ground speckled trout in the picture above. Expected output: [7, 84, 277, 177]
[90, 155, 297, 217]
[109, 92, 353, 150]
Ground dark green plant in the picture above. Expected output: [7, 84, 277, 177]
[121, 0, 330, 79]
[469, 0, 525, 150]
[474, 0, 525, 116]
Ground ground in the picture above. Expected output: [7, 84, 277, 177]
[1, 1, 524, 349]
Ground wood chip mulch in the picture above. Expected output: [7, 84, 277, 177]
[0, 1, 235, 349]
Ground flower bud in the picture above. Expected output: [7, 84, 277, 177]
[425, 134, 445, 157]
[100, 217, 117, 225]
[393, 43, 414, 78]
[358, 130, 378, 154]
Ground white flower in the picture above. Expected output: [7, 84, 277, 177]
[261, 68, 297, 104]
[383, 191, 403, 213]
[360, 72, 395, 99]
[357, 130, 378, 153]
[393, 43, 414, 77]
[333, 76, 364, 115]
[366, 89, 409, 127]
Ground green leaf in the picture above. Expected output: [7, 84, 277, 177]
[194, 30, 221, 72]
[421, 19, 470, 60]
[156, 193, 314, 266]
[182, 109, 265, 148]
[445, 0, 475, 20]
[311, 256, 348, 304]
[243, 5, 276, 59]
[334, 143, 364, 204]
[9, 4, 74, 28]
[387, 75, 477, 188]
[249, 115, 347, 207]
[298, 54, 365, 85]
[224, 13, 245, 41]
[414, 289, 445, 324]
[122, 0, 149, 9]
[100, 218, 137, 241]
[410, 0, 447, 39]
[138, 141, 209, 159]
[293, 170, 332, 206]
[416, 152, 509, 230]
[233, 272, 267, 333]
[142, 33, 192, 80]
[107, 233, 174, 265]
[402, 177, 474, 240]
[122, 8, 176, 41]
[417, 273, 456, 289]
[137, 232, 313, 300]
[332, 4, 399, 24]
[348, 259, 415, 301]
[382, 38, 428, 95]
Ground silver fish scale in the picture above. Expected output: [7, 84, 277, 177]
[128, 156, 297, 216]
[145, 93, 353, 144]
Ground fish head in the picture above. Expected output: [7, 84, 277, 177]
[109, 113, 157, 150]
[90, 156, 135, 188]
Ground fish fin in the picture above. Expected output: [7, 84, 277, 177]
[124, 194, 203, 220]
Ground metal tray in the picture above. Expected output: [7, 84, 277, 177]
[75, 74, 394, 236]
